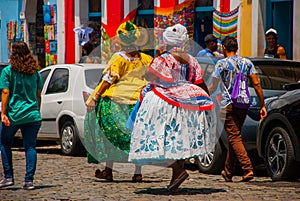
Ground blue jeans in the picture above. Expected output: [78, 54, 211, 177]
[0, 121, 41, 182]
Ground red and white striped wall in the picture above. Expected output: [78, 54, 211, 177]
[214, 0, 241, 12]
[154, 0, 188, 8]
[101, 0, 138, 38]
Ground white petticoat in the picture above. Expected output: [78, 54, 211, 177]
[129, 91, 217, 164]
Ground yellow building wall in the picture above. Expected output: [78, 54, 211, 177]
[240, 0, 252, 56]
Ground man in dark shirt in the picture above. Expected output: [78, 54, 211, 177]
[264, 28, 287, 59]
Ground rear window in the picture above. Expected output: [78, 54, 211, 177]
[253, 65, 296, 90]
[84, 69, 103, 89]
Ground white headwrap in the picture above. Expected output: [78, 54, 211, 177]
[163, 24, 189, 46]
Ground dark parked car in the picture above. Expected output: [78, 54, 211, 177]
[191, 57, 300, 175]
[257, 82, 300, 181]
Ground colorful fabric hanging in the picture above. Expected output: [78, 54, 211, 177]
[213, 6, 240, 39]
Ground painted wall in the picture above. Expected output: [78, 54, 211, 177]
[251, 0, 266, 57]
[48, 0, 56, 5]
[64, 0, 75, 64]
[214, 0, 241, 11]
[240, 0, 252, 57]
[0, 0, 21, 62]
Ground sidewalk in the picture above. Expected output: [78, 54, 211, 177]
[0, 145, 299, 201]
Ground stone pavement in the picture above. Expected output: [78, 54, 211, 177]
[0, 144, 300, 201]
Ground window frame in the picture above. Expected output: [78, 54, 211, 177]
[88, 0, 101, 21]
[45, 68, 69, 94]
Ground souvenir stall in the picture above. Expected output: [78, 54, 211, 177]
[43, 3, 58, 66]
[9, 0, 58, 68]
[154, 0, 196, 55]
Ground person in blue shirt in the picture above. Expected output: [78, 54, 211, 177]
[208, 36, 267, 183]
[197, 34, 218, 57]
[0, 41, 42, 190]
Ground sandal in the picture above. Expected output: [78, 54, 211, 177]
[132, 174, 142, 183]
[94, 169, 113, 181]
[167, 171, 189, 192]
[221, 170, 233, 182]
[238, 171, 254, 182]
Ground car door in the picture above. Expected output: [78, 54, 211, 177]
[39, 67, 70, 138]
[243, 62, 296, 147]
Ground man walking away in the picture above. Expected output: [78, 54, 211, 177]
[208, 36, 267, 182]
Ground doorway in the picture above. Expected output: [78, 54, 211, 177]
[266, 0, 293, 59]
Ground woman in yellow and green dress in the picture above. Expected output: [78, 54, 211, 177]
[84, 21, 152, 182]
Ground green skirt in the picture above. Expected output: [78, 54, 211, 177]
[84, 97, 134, 163]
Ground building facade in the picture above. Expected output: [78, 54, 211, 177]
[0, 0, 299, 65]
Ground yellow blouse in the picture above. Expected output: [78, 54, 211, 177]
[101, 52, 153, 104]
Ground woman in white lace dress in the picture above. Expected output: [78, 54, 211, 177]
[129, 24, 216, 192]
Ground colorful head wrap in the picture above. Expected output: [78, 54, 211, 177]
[163, 24, 189, 47]
[116, 21, 140, 45]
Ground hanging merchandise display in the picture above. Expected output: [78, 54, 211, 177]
[154, 0, 196, 55]
[6, 20, 23, 58]
[213, 6, 239, 39]
[212, 6, 240, 55]
[74, 26, 94, 46]
[43, 4, 57, 66]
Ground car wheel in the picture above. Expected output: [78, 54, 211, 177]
[60, 120, 84, 156]
[264, 127, 299, 181]
[197, 140, 226, 174]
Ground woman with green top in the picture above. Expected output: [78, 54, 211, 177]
[0, 41, 42, 190]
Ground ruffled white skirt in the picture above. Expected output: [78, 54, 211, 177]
[129, 91, 217, 165]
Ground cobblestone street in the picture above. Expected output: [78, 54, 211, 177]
[0, 144, 299, 201]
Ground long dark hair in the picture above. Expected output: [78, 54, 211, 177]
[10, 41, 41, 75]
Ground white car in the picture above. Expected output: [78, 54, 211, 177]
[34, 63, 104, 155]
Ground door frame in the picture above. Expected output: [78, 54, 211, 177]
[266, 0, 293, 59]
